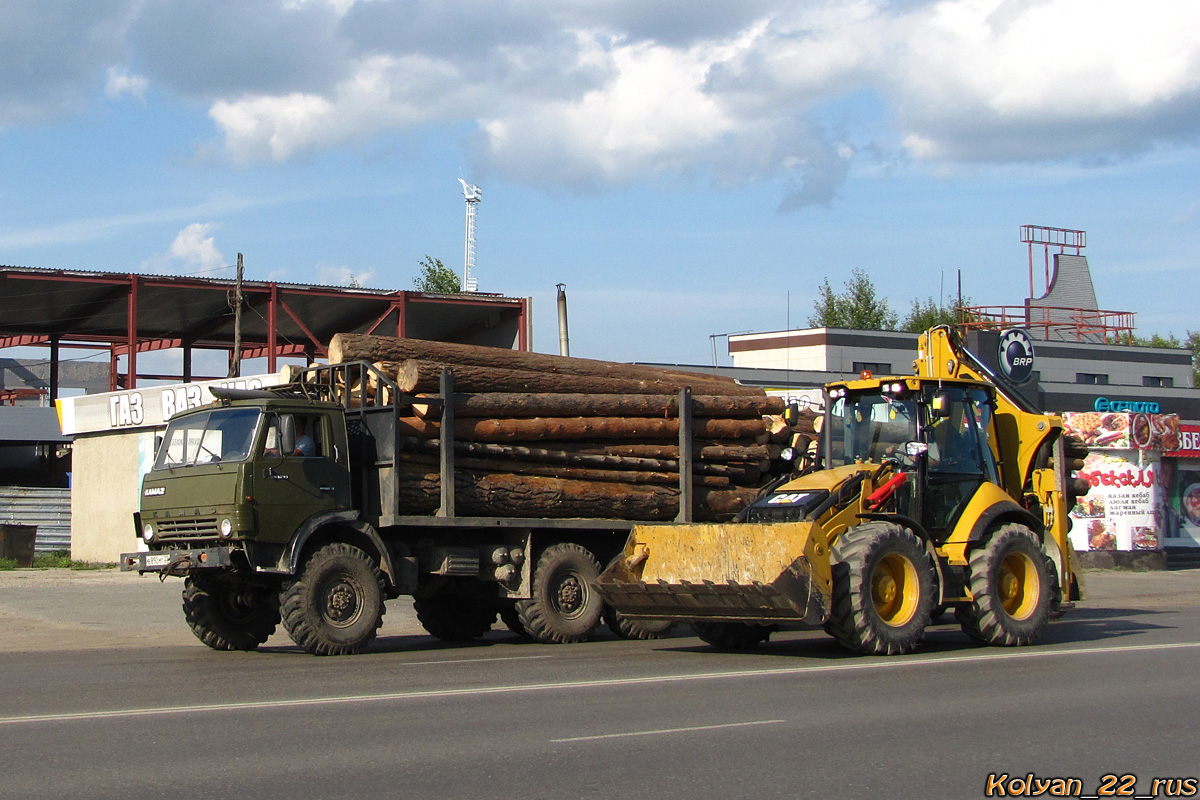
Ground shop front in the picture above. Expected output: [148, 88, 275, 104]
[1062, 411, 1180, 554]
[1161, 422, 1200, 549]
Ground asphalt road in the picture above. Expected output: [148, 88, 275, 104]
[0, 568, 1198, 800]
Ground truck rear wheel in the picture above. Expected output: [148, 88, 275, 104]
[182, 576, 280, 651]
[828, 522, 936, 655]
[414, 581, 498, 642]
[281, 543, 385, 656]
[956, 524, 1054, 646]
[516, 543, 603, 644]
[691, 621, 775, 649]
[604, 606, 676, 640]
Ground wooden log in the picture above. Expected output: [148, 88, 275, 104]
[398, 438, 763, 484]
[397, 453, 734, 487]
[329, 333, 758, 395]
[453, 416, 766, 443]
[411, 392, 784, 419]
[388, 358, 763, 397]
[391, 467, 758, 522]
[549, 441, 771, 462]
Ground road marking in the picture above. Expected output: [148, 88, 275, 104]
[551, 719, 785, 743]
[1, 640, 1196, 727]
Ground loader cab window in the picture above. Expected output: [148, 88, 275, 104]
[827, 391, 919, 468]
[920, 387, 999, 539]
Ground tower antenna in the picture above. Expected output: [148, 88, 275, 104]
[458, 179, 482, 292]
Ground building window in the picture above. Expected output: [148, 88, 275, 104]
[853, 361, 892, 375]
[1076, 373, 1109, 385]
[1143, 376, 1174, 388]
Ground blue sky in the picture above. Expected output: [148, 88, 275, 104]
[3, 0, 1200, 369]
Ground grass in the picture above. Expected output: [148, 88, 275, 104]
[0, 551, 115, 571]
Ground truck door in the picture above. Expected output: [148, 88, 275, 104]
[254, 412, 351, 545]
[920, 388, 999, 540]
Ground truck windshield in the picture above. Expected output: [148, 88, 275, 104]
[153, 408, 262, 470]
[827, 392, 918, 467]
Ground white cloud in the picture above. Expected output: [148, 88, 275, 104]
[316, 264, 375, 287]
[141, 223, 228, 275]
[104, 67, 148, 102]
[7, 0, 1200, 205]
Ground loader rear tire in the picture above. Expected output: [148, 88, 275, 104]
[281, 543, 385, 656]
[691, 621, 775, 649]
[516, 543, 604, 644]
[604, 606, 676, 640]
[414, 581, 498, 642]
[182, 576, 280, 651]
[956, 524, 1053, 646]
[828, 522, 936, 656]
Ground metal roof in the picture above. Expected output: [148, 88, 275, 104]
[0, 266, 529, 390]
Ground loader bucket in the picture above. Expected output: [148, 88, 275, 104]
[594, 522, 831, 626]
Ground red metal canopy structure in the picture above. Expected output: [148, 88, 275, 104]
[0, 266, 530, 395]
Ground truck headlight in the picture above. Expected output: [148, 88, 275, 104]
[219, 518, 234, 538]
[142, 523, 155, 542]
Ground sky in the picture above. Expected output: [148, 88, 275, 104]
[3, 0, 1200, 371]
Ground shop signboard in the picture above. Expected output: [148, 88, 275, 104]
[1061, 410, 1180, 451]
[1068, 451, 1161, 552]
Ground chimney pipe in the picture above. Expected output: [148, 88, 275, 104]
[556, 283, 570, 357]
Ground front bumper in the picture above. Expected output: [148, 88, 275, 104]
[120, 547, 235, 575]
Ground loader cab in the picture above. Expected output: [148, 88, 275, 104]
[824, 378, 1002, 540]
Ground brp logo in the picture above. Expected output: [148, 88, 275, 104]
[998, 328, 1035, 384]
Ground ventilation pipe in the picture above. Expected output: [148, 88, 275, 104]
[556, 283, 570, 357]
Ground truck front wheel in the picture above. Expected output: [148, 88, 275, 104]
[516, 543, 603, 644]
[281, 543, 386, 656]
[956, 524, 1054, 646]
[182, 576, 280, 651]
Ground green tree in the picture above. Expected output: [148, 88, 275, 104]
[808, 267, 899, 330]
[1131, 329, 1200, 387]
[900, 295, 973, 332]
[413, 256, 461, 293]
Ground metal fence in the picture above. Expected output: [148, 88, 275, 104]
[0, 486, 71, 553]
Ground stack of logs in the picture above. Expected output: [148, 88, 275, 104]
[327, 333, 819, 522]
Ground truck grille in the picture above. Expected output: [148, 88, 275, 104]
[157, 518, 220, 538]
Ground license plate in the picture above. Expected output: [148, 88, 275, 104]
[145, 553, 172, 567]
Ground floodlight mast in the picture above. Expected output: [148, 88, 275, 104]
[459, 179, 482, 293]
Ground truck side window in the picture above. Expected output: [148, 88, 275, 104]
[262, 415, 324, 458]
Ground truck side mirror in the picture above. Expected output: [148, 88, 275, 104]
[279, 415, 297, 456]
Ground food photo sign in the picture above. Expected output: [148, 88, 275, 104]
[1162, 423, 1200, 548]
[1063, 411, 1175, 552]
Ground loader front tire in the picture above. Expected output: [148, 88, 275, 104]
[516, 543, 604, 644]
[828, 522, 936, 655]
[414, 580, 498, 642]
[691, 621, 775, 649]
[281, 543, 385, 656]
[956, 524, 1053, 646]
[182, 576, 280, 651]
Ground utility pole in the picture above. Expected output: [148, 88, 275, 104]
[229, 253, 243, 378]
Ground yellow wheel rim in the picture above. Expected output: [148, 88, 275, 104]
[998, 552, 1040, 619]
[872, 553, 919, 627]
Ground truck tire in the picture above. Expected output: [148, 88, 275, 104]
[414, 582, 498, 642]
[281, 542, 385, 656]
[956, 524, 1054, 646]
[828, 522, 936, 656]
[182, 576, 280, 651]
[604, 606, 676, 640]
[516, 543, 603, 644]
[691, 621, 775, 649]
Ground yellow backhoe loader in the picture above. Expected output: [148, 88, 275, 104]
[595, 326, 1087, 654]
